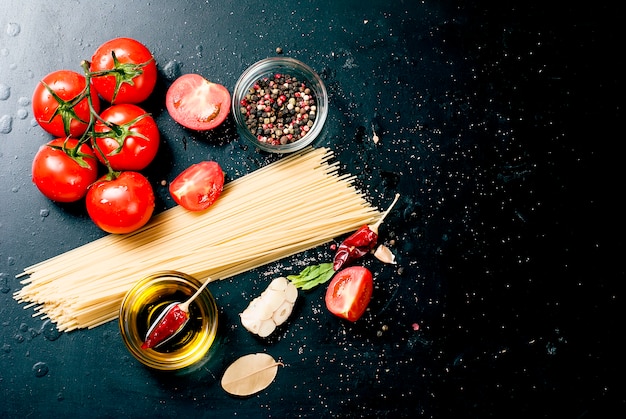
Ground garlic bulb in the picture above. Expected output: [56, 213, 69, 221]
[240, 277, 298, 337]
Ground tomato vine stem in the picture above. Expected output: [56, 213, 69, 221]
[79, 60, 117, 178]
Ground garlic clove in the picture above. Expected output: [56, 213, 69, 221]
[257, 319, 276, 338]
[248, 296, 261, 308]
[272, 301, 294, 325]
[262, 288, 286, 311]
[246, 297, 274, 320]
[240, 306, 253, 318]
[268, 276, 288, 291]
[240, 313, 261, 334]
[374, 244, 397, 264]
[284, 282, 298, 303]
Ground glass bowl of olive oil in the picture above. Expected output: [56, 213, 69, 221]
[119, 271, 218, 371]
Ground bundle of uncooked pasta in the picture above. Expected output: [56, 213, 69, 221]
[14, 147, 381, 331]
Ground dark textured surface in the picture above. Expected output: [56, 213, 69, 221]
[1, 1, 621, 417]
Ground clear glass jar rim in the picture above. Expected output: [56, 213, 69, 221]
[119, 271, 218, 371]
[232, 57, 328, 153]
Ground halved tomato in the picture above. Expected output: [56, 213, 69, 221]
[165, 74, 231, 130]
[325, 266, 373, 322]
[169, 161, 224, 211]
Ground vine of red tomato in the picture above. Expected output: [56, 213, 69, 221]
[31, 37, 231, 234]
[31, 38, 158, 234]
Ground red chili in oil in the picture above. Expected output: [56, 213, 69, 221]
[141, 304, 189, 350]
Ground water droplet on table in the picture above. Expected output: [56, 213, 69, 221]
[32, 361, 49, 377]
[0, 84, 10, 100]
[6, 22, 21, 37]
[1, 273, 9, 293]
[0, 114, 13, 134]
[41, 320, 62, 341]
[162, 60, 181, 81]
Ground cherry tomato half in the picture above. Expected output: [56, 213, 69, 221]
[166, 74, 231, 130]
[93, 104, 160, 171]
[86, 171, 155, 234]
[90, 37, 157, 104]
[32, 138, 99, 202]
[169, 161, 224, 211]
[325, 266, 373, 322]
[32, 70, 100, 138]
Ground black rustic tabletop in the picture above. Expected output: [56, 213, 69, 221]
[1, 1, 621, 417]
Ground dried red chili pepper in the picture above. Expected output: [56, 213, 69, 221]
[141, 303, 189, 349]
[332, 194, 400, 271]
[332, 225, 378, 271]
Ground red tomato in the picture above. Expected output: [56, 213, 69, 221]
[325, 266, 373, 322]
[90, 38, 157, 104]
[165, 74, 231, 130]
[31, 138, 99, 202]
[86, 171, 155, 234]
[169, 161, 224, 211]
[32, 70, 100, 137]
[93, 104, 160, 171]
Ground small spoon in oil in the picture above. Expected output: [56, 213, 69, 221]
[141, 277, 212, 350]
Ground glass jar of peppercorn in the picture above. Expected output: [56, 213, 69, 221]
[232, 57, 328, 153]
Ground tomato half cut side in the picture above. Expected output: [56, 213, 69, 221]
[325, 266, 373, 322]
[169, 161, 225, 211]
[166, 74, 231, 130]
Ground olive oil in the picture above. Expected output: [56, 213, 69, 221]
[119, 271, 218, 371]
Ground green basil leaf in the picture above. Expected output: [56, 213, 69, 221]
[287, 263, 334, 290]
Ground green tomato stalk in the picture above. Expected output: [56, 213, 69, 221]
[79, 60, 120, 180]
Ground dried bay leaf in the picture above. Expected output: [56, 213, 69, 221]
[221, 353, 283, 396]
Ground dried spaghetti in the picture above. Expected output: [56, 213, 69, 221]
[14, 147, 381, 331]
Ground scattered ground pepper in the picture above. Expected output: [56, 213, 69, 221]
[239, 73, 317, 146]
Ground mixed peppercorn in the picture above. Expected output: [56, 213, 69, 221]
[239, 73, 317, 146]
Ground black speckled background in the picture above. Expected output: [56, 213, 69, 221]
[1, 1, 621, 417]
